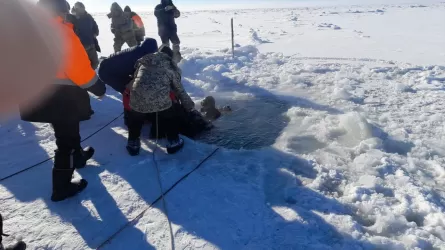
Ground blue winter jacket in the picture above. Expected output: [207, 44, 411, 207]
[98, 38, 158, 93]
[74, 13, 99, 47]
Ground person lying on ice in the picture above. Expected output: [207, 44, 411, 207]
[126, 45, 195, 156]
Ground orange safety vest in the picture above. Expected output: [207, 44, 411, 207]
[55, 16, 97, 88]
[132, 15, 144, 29]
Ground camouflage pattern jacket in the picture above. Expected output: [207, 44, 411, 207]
[129, 52, 194, 113]
[108, 3, 134, 36]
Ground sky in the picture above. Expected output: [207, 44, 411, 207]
[39, 0, 442, 12]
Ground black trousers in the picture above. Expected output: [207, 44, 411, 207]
[160, 32, 180, 46]
[51, 122, 81, 168]
[127, 107, 180, 141]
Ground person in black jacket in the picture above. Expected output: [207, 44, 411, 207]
[72, 2, 100, 69]
[154, 0, 181, 63]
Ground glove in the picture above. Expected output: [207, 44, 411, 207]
[165, 5, 175, 11]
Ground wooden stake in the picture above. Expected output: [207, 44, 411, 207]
[231, 18, 234, 59]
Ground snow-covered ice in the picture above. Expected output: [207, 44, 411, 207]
[1, 2, 445, 250]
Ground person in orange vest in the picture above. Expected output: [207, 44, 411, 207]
[21, 0, 106, 202]
[124, 6, 146, 45]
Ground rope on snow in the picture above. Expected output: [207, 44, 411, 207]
[0, 112, 124, 182]
[96, 146, 220, 249]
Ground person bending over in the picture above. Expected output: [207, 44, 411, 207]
[126, 45, 194, 156]
[97, 38, 158, 126]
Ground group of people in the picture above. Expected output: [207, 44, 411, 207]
[2, 0, 232, 249]
[1, 0, 209, 249]
[21, 0, 194, 202]
[107, 0, 183, 62]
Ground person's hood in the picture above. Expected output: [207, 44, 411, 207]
[109, 2, 123, 17]
[138, 52, 175, 71]
[124, 6, 131, 12]
[159, 44, 173, 58]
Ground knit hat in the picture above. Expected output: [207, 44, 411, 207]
[140, 38, 159, 54]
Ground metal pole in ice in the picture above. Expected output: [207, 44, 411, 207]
[231, 18, 235, 59]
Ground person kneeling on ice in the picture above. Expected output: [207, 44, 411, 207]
[20, 0, 106, 202]
[126, 45, 195, 156]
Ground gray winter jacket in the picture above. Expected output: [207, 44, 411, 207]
[129, 52, 194, 113]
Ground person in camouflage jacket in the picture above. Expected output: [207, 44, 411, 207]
[126, 46, 194, 156]
[108, 2, 137, 52]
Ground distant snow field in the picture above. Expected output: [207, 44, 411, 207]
[1, 2, 445, 250]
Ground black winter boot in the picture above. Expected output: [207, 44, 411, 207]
[73, 147, 95, 169]
[51, 151, 88, 202]
[1, 214, 26, 250]
[126, 138, 141, 156]
[167, 138, 184, 154]
[51, 169, 88, 202]
[5, 241, 26, 250]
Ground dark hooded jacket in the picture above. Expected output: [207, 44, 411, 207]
[124, 6, 145, 36]
[73, 3, 99, 47]
[98, 38, 158, 93]
[108, 2, 134, 36]
[154, 0, 180, 35]
[124, 6, 140, 24]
